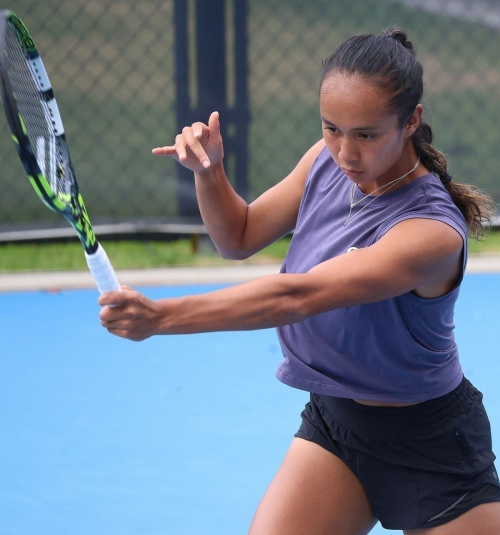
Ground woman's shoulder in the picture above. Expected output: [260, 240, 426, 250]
[422, 176, 468, 225]
[304, 142, 344, 182]
[369, 173, 468, 245]
[304, 139, 328, 169]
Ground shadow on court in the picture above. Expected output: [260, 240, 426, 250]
[0, 275, 498, 534]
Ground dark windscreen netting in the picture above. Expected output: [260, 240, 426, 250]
[0, 0, 497, 230]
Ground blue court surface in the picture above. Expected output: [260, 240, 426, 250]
[0, 274, 499, 534]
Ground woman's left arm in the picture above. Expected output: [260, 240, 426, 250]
[99, 218, 463, 341]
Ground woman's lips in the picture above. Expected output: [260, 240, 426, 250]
[342, 167, 364, 177]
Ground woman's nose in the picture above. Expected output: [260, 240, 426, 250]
[338, 138, 360, 163]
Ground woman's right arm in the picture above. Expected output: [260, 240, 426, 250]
[153, 111, 325, 259]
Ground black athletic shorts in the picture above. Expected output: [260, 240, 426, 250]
[295, 376, 500, 530]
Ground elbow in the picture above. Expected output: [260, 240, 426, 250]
[215, 244, 253, 260]
[214, 232, 255, 260]
[217, 212, 254, 260]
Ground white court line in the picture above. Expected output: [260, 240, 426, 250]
[0, 263, 283, 292]
[0, 255, 499, 293]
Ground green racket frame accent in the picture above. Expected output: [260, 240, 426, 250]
[0, 10, 97, 254]
[9, 12, 35, 52]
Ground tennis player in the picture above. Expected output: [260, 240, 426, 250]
[100, 27, 500, 533]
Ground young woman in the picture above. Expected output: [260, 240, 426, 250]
[99, 27, 500, 533]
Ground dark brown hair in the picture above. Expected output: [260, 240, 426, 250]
[321, 26, 496, 239]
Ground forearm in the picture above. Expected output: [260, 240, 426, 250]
[194, 162, 249, 256]
[156, 274, 309, 334]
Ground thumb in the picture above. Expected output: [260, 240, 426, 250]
[208, 111, 220, 136]
[121, 284, 134, 292]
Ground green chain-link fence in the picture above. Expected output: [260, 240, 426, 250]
[1, 0, 498, 234]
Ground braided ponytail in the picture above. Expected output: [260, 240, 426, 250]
[321, 26, 496, 239]
[412, 119, 496, 239]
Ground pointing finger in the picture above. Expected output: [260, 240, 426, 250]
[152, 146, 177, 156]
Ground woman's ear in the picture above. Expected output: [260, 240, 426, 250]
[405, 104, 424, 138]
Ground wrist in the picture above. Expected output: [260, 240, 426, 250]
[196, 160, 225, 180]
[155, 296, 183, 335]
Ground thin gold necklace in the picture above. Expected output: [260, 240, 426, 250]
[344, 158, 420, 226]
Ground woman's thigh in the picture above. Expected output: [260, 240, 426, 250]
[248, 437, 378, 535]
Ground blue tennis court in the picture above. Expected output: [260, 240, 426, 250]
[1, 273, 499, 534]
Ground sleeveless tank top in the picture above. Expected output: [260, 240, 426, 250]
[276, 147, 468, 402]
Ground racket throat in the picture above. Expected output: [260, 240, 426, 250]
[82, 240, 99, 255]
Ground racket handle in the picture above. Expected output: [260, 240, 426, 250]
[85, 243, 121, 294]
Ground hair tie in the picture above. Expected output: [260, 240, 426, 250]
[440, 173, 452, 184]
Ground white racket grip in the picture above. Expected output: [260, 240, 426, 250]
[85, 243, 121, 294]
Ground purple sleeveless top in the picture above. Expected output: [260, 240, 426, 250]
[276, 147, 468, 402]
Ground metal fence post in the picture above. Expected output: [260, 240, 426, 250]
[234, 0, 249, 201]
[174, 0, 249, 219]
[174, 0, 198, 218]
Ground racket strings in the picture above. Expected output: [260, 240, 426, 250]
[5, 22, 68, 199]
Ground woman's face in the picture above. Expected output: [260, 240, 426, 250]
[319, 72, 420, 188]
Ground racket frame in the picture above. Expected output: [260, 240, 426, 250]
[0, 10, 121, 294]
[0, 9, 98, 255]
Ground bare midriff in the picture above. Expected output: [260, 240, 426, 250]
[353, 399, 422, 407]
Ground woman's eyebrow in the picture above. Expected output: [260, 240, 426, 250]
[321, 117, 381, 131]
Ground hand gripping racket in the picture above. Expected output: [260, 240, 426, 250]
[0, 10, 120, 294]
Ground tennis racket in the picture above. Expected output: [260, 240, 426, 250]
[0, 10, 120, 294]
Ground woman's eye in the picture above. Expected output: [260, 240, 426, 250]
[323, 127, 375, 140]
[323, 127, 374, 139]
